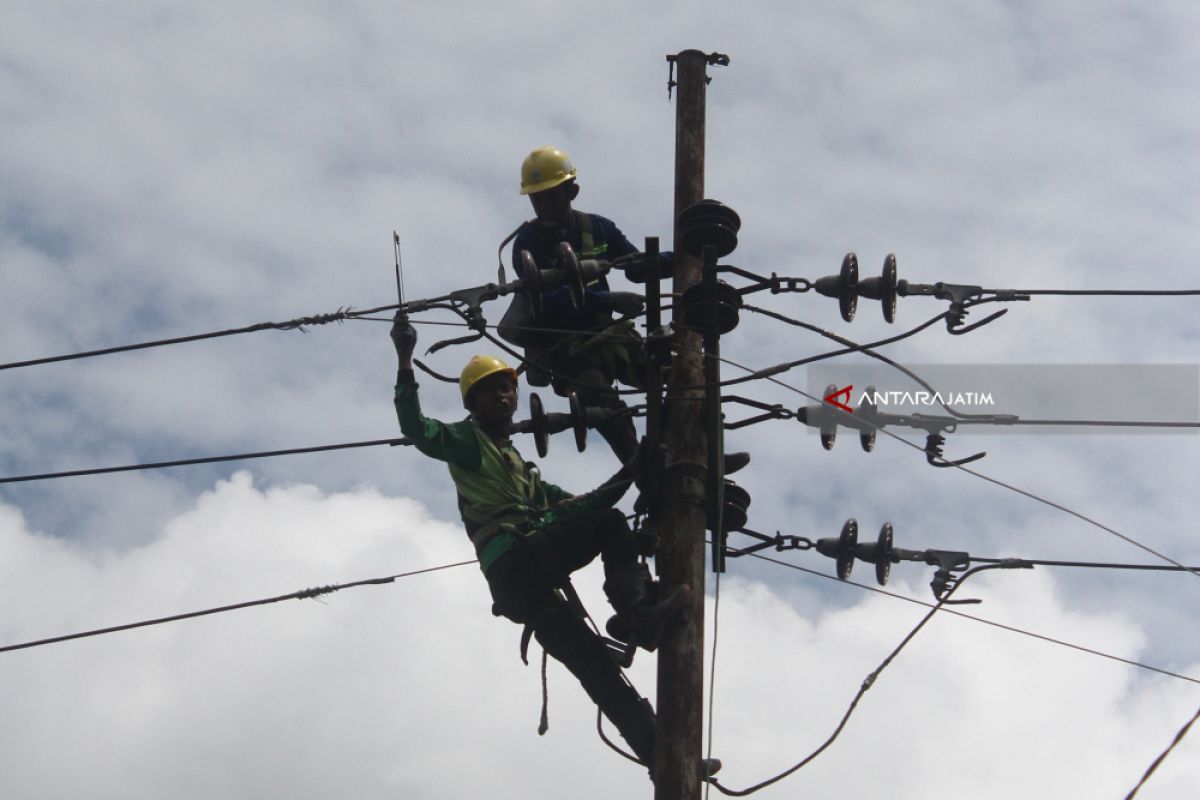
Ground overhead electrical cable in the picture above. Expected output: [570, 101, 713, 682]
[706, 563, 1004, 796]
[0, 304, 403, 372]
[655, 308, 952, 396]
[1123, 702, 1200, 799]
[0, 438, 411, 484]
[0, 560, 477, 655]
[715, 354, 1200, 578]
[708, 552, 1200, 795]
[989, 287, 1200, 297]
[744, 549, 1199, 685]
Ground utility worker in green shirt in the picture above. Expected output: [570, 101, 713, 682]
[390, 312, 716, 777]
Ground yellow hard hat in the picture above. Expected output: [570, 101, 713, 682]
[520, 146, 577, 195]
[460, 355, 519, 407]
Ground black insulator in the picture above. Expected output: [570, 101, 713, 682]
[881, 254, 898, 322]
[709, 479, 751, 533]
[682, 280, 743, 334]
[556, 242, 587, 310]
[836, 519, 858, 580]
[813, 253, 860, 322]
[816, 519, 859, 580]
[678, 199, 741, 258]
[874, 523, 894, 586]
[521, 244, 589, 317]
[856, 254, 899, 323]
[521, 250, 545, 317]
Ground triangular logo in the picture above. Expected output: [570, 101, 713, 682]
[824, 384, 854, 413]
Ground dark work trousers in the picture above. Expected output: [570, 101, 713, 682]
[484, 507, 656, 765]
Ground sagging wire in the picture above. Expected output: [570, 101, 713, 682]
[742, 548, 1198, 686]
[647, 308, 954, 397]
[0, 560, 477, 655]
[1123, 703, 1200, 799]
[742, 304, 992, 420]
[706, 563, 1012, 796]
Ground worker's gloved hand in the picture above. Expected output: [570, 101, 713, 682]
[632, 439, 665, 494]
[617, 436, 646, 482]
[391, 310, 418, 359]
[609, 291, 645, 318]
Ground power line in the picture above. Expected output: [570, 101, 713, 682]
[0, 438, 411, 484]
[0, 305, 401, 372]
[715, 354, 1200, 579]
[707, 550, 1200, 795]
[742, 549, 1199, 686]
[653, 308, 952, 396]
[0, 559, 477, 655]
[988, 288, 1200, 297]
[1124, 702, 1200, 799]
[741, 304, 1200, 429]
[705, 563, 1001, 796]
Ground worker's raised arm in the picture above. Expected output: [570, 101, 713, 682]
[391, 311, 481, 470]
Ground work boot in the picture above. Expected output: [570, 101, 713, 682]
[604, 563, 654, 618]
[723, 451, 750, 475]
[605, 584, 693, 653]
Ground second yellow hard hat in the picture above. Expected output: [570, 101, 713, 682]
[520, 146, 577, 195]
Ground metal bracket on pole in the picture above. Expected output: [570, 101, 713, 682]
[666, 51, 730, 98]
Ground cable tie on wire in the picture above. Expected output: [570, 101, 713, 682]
[278, 307, 354, 332]
[296, 584, 338, 600]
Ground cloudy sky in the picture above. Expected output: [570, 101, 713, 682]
[2, 2, 1199, 798]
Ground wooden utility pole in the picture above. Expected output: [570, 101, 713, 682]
[655, 48, 725, 800]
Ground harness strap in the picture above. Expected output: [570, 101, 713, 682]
[575, 211, 595, 258]
[520, 623, 536, 665]
[538, 649, 550, 736]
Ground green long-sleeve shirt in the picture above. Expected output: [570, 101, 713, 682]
[395, 370, 635, 574]
[394, 370, 569, 571]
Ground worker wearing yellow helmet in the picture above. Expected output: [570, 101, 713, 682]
[499, 146, 649, 465]
[390, 313, 709, 778]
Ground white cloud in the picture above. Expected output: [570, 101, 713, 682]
[1, 477, 1197, 799]
[3, 1, 1200, 796]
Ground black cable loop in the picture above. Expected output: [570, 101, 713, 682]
[742, 304, 996, 420]
[596, 709, 644, 765]
[706, 564, 1005, 795]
